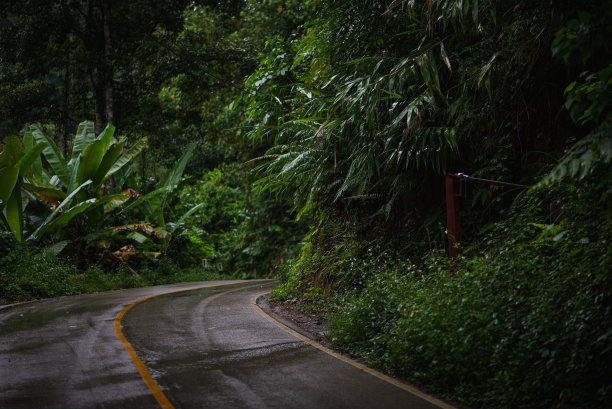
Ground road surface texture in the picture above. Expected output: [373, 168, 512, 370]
[1, 280, 456, 409]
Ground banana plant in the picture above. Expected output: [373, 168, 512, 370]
[0, 135, 45, 242]
[30, 121, 147, 195]
[2, 121, 149, 248]
[22, 122, 147, 240]
[2, 121, 200, 267]
[79, 158, 204, 265]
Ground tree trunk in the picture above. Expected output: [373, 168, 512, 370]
[103, 0, 114, 127]
[84, 0, 104, 135]
[62, 50, 71, 157]
[87, 67, 105, 135]
[102, 0, 118, 188]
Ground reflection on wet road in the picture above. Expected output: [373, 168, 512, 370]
[0, 281, 244, 408]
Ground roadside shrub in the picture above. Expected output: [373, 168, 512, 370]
[0, 231, 16, 259]
[270, 214, 419, 316]
[172, 167, 306, 277]
[270, 217, 363, 304]
[0, 246, 79, 303]
[0, 245, 226, 305]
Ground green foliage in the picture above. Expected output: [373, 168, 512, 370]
[4, 4, 612, 408]
[223, 187, 307, 278]
[0, 246, 80, 302]
[142, 258, 223, 284]
[125, 141, 197, 231]
[2, 121, 154, 273]
[168, 165, 307, 277]
[0, 134, 45, 241]
[2, 0, 311, 287]
[0, 0, 199, 135]
[269, 210, 420, 306]
[541, 5, 612, 189]
[141, 1, 275, 172]
[239, 0, 575, 228]
[240, 0, 315, 41]
[0, 244, 225, 305]
[542, 122, 612, 186]
[563, 68, 612, 125]
[0, 120, 208, 274]
[166, 167, 242, 267]
[271, 217, 358, 302]
[29, 121, 148, 195]
[542, 4, 612, 187]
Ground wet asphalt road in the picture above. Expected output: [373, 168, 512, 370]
[1, 280, 449, 409]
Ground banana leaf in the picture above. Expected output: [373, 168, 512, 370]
[93, 141, 125, 186]
[28, 180, 92, 241]
[45, 240, 70, 255]
[0, 167, 19, 209]
[0, 135, 24, 169]
[149, 141, 198, 227]
[126, 231, 149, 244]
[119, 184, 173, 216]
[67, 156, 81, 193]
[31, 125, 71, 188]
[169, 202, 205, 233]
[23, 131, 43, 178]
[103, 136, 148, 183]
[165, 141, 198, 189]
[32, 198, 98, 240]
[22, 181, 66, 205]
[77, 139, 107, 186]
[70, 121, 95, 164]
[95, 123, 116, 152]
[15, 142, 45, 175]
[103, 193, 131, 214]
[5, 180, 23, 242]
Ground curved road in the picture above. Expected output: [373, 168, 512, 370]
[0, 280, 454, 409]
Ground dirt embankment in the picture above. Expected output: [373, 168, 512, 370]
[257, 295, 330, 345]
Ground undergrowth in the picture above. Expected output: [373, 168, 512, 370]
[0, 247, 225, 305]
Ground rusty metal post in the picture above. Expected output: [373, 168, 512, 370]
[445, 174, 461, 259]
[444, 172, 527, 261]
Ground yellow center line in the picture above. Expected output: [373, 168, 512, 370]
[250, 293, 459, 409]
[114, 294, 175, 409]
[114, 281, 257, 409]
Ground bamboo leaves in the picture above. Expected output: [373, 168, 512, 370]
[244, 35, 458, 217]
[240, 0, 518, 220]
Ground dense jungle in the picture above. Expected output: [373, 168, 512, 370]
[1, 1, 610, 408]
